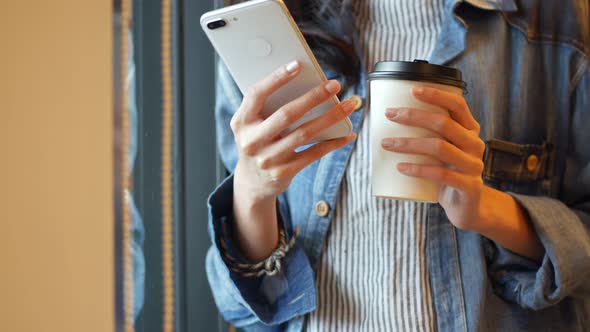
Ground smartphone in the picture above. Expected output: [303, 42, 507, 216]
[200, 0, 352, 142]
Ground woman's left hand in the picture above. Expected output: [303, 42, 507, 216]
[380, 86, 486, 231]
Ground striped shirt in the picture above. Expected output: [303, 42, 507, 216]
[306, 1, 445, 331]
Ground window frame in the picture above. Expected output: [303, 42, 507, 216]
[130, 0, 228, 331]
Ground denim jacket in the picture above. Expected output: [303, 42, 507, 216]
[205, 0, 590, 331]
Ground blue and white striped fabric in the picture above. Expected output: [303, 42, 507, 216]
[307, 0, 445, 331]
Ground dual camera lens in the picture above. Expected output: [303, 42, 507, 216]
[207, 19, 227, 30]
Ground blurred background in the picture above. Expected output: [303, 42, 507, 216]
[123, 0, 228, 331]
[1, 0, 230, 331]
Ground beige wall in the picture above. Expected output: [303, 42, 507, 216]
[0, 2, 113, 332]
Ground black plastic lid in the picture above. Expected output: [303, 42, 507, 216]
[368, 60, 466, 90]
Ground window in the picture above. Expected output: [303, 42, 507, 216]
[114, 0, 228, 331]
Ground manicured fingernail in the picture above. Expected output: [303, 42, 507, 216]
[286, 60, 299, 73]
[341, 99, 356, 113]
[385, 108, 399, 119]
[413, 87, 425, 95]
[397, 163, 411, 173]
[381, 138, 399, 149]
[325, 80, 340, 94]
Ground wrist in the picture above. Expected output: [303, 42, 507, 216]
[475, 186, 544, 261]
[474, 185, 500, 235]
[233, 183, 277, 216]
[232, 180, 279, 261]
[234, 161, 276, 205]
[476, 186, 525, 236]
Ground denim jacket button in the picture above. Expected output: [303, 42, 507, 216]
[315, 201, 330, 217]
[526, 154, 539, 171]
[350, 95, 363, 111]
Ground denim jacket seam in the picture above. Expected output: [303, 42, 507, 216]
[568, 57, 589, 96]
[500, 12, 590, 58]
[451, 227, 469, 332]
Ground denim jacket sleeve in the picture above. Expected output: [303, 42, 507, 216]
[204, 61, 317, 328]
[486, 64, 590, 310]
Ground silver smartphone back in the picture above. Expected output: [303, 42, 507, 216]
[200, 0, 352, 141]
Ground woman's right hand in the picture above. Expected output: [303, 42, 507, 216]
[231, 60, 357, 261]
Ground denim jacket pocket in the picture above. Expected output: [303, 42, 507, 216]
[483, 138, 554, 195]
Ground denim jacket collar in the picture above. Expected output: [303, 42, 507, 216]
[325, 0, 520, 90]
[431, 0, 517, 64]
[347, 0, 518, 71]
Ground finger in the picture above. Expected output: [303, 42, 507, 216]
[267, 133, 356, 179]
[385, 107, 486, 156]
[381, 137, 484, 174]
[258, 99, 356, 166]
[397, 163, 479, 191]
[253, 79, 342, 143]
[239, 60, 302, 122]
[412, 86, 479, 132]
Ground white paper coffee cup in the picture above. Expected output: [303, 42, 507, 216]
[368, 60, 466, 203]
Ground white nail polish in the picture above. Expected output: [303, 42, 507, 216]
[325, 80, 340, 94]
[286, 60, 299, 73]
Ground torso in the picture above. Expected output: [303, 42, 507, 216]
[306, 1, 445, 330]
